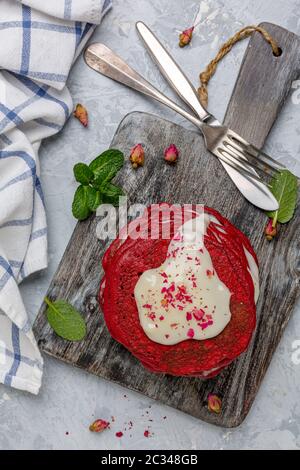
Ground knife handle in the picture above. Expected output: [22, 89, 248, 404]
[136, 21, 210, 121]
[84, 43, 202, 128]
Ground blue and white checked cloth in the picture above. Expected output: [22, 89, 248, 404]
[0, 0, 112, 394]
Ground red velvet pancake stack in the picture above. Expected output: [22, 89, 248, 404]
[99, 204, 257, 378]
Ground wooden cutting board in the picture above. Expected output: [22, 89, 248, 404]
[34, 23, 300, 427]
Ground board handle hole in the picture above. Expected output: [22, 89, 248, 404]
[273, 47, 282, 57]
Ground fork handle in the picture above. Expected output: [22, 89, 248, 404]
[84, 43, 203, 129]
[136, 21, 210, 121]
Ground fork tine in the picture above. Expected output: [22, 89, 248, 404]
[216, 147, 267, 184]
[227, 132, 286, 169]
[223, 140, 280, 178]
[245, 145, 285, 169]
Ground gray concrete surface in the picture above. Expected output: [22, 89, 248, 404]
[1, 0, 300, 450]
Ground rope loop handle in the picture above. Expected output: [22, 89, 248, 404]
[198, 25, 280, 108]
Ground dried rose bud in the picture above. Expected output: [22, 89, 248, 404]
[164, 144, 179, 163]
[207, 394, 222, 414]
[130, 143, 145, 168]
[89, 419, 110, 433]
[74, 103, 88, 127]
[179, 26, 194, 48]
[265, 218, 277, 241]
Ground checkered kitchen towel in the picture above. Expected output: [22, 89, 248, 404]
[0, 0, 112, 394]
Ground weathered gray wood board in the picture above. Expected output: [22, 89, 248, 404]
[34, 23, 300, 427]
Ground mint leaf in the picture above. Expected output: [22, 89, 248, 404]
[86, 186, 102, 211]
[72, 185, 91, 220]
[102, 183, 124, 206]
[72, 148, 125, 221]
[73, 163, 94, 185]
[266, 170, 298, 223]
[45, 297, 86, 341]
[89, 149, 124, 185]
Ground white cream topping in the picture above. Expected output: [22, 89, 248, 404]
[134, 212, 259, 346]
[134, 214, 233, 345]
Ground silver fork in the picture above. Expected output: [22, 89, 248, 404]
[136, 22, 284, 209]
[85, 43, 280, 211]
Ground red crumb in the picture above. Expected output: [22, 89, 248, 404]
[144, 430, 150, 437]
[115, 431, 123, 438]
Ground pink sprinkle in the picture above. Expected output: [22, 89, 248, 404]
[178, 285, 187, 293]
[193, 308, 205, 321]
[160, 272, 168, 278]
[159, 315, 164, 321]
[200, 321, 213, 330]
[144, 430, 150, 437]
[115, 432, 123, 438]
[187, 328, 194, 338]
[186, 312, 192, 321]
[172, 247, 180, 258]
[175, 292, 184, 302]
[206, 314, 213, 319]
[173, 233, 182, 241]
[143, 304, 152, 309]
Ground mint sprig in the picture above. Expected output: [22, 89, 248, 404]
[45, 297, 87, 341]
[72, 149, 125, 220]
[266, 169, 298, 224]
[264, 169, 298, 240]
